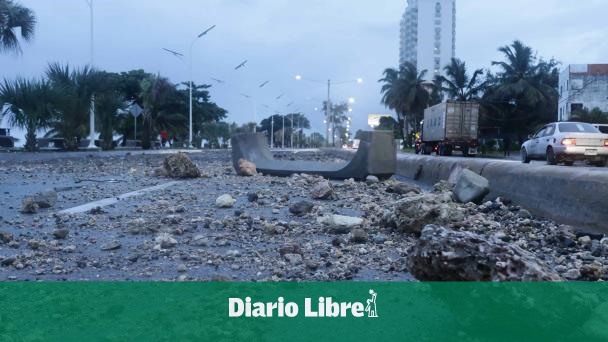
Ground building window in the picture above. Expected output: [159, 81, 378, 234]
[435, 2, 441, 17]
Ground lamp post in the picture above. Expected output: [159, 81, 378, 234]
[84, 0, 96, 149]
[164, 25, 216, 148]
[294, 75, 363, 147]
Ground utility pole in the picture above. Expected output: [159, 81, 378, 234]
[271, 114, 275, 148]
[290, 113, 294, 148]
[326, 79, 331, 147]
[282, 115, 285, 149]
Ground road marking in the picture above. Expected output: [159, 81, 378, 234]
[58, 181, 181, 215]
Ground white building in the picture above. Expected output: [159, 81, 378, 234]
[399, 0, 456, 80]
[558, 64, 608, 121]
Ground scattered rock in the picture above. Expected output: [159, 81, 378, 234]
[279, 243, 302, 256]
[52, 229, 69, 240]
[177, 264, 188, 273]
[156, 233, 178, 249]
[237, 159, 257, 176]
[385, 182, 421, 195]
[216, 194, 236, 208]
[384, 192, 464, 235]
[563, 269, 581, 280]
[21, 198, 39, 214]
[310, 180, 334, 200]
[580, 264, 603, 281]
[578, 236, 592, 246]
[289, 201, 314, 216]
[318, 215, 364, 234]
[32, 190, 58, 209]
[247, 192, 259, 202]
[101, 241, 122, 251]
[0, 232, 13, 244]
[1, 257, 16, 267]
[407, 225, 562, 281]
[453, 169, 490, 204]
[284, 253, 303, 265]
[350, 229, 369, 244]
[161, 153, 201, 179]
[365, 175, 379, 184]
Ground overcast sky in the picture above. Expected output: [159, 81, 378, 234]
[1, 0, 608, 138]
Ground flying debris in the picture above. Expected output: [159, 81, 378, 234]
[259, 81, 269, 88]
[276, 94, 284, 100]
[234, 60, 248, 70]
[211, 78, 224, 84]
[286, 102, 294, 107]
[240, 93, 251, 98]
[262, 104, 270, 108]
[162, 48, 184, 57]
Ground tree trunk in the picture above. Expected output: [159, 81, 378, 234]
[24, 124, 37, 152]
[141, 115, 152, 150]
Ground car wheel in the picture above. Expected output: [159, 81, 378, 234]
[546, 147, 557, 165]
[521, 148, 531, 164]
[564, 161, 574, 166]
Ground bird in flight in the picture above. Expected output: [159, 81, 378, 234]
[162, 48, 183, 57]
[240, 93, 251, 99]
[286, 102, 294, 107]
[211, 78, 224, 84]
[276, 94, 284, 100]
[234, 60, 248, 70]
[259, 81, 269, 88]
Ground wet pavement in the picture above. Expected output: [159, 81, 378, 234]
[0, 150, 416, 282]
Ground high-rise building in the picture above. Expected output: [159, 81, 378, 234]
[399, 0, 456, 80]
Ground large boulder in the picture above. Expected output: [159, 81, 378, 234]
[237, 159, 257, 176]
[318, 214, 364, 234]
[32, 190, 58, 208]
[310, 180, 334, 200]
[385, 181, 422, 196]
[407, 225, 562, 281]
[21, 198, 39, 214]
[161, 153, 201, 179]
[453, 169, 490, 204]
[383, 192, 465, 235]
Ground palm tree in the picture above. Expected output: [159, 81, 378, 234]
[0, 78, 53, 151]
[482, 40, 559, 140]
[46, 63, 100, 150]
[437, 58, 486, 101]
[0, 0, 36, 53]
[379, 62, 431, 147]
[140, 74, 185, 149]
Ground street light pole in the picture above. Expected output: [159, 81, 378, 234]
[85, 0, 96, 149]
[282, 115, 285, 149]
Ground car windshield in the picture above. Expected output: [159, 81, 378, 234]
[558, 123, 600, 133]
[597, 126, 608, 134]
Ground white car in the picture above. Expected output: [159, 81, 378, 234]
[521, 122, 608, 166]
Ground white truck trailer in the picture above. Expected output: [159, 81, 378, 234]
[419, 101, 480, 157]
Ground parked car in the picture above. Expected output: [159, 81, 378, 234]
[521, 122, 608, 166]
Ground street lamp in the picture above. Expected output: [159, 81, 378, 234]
[294, 74, 363, 147]
[164, 25, 216, 148]
[84, 0, 96, 149]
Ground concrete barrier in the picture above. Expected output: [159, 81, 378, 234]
[396, 154, 608, 232]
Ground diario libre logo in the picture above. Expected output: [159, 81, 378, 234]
[229, 289, 378, 318]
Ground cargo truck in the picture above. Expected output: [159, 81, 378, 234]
[419, 101, 480, 157]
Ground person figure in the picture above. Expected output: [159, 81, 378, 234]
[160, 130, 169, 148]
[365, 290, 378, 318]
[503, 135, 511, 157]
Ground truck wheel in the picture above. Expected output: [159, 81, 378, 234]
[438, 145, 446, 156]
[521, 148, 531, 164]
[564, 161, 574, 166]
[594, 158, 607, 167]
[546, 147, 557, 165]
[463, 146, 469, 158]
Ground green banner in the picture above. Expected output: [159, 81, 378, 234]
[1, 282, 607, 341]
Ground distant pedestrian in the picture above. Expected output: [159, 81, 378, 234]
[160, 130, 169, 148]
[503, 136, 511, 157]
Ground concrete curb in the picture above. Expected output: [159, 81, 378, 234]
[396, 153, 608, 231]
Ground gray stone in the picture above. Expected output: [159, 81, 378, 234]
[385, 182, 421, 196]
[279, 243, 302, 256]
[32, 190, 58, 209]
[284, 253, 303, 265]
[407, 225, 562, 281]
[216, 194, 236, 208]
[247, 192, 259, 202]
[310, 180, 334, 200]
[384, 192, 464, 235]
[453, 169, 490, 204]
[350, 229, 369, 244]
[162, 153, 201, 179]
[563, 269, 581, 280]
[52, 229, 69, 240]
[366, 175, 379, 184]
[21, 198, 38, 214]
[101, 241, 122, 251]
[0, 232, 13, 244]
[156, 234, 178, 249]
[289, 201, 314, 216]
[318, 215, 364, 234]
